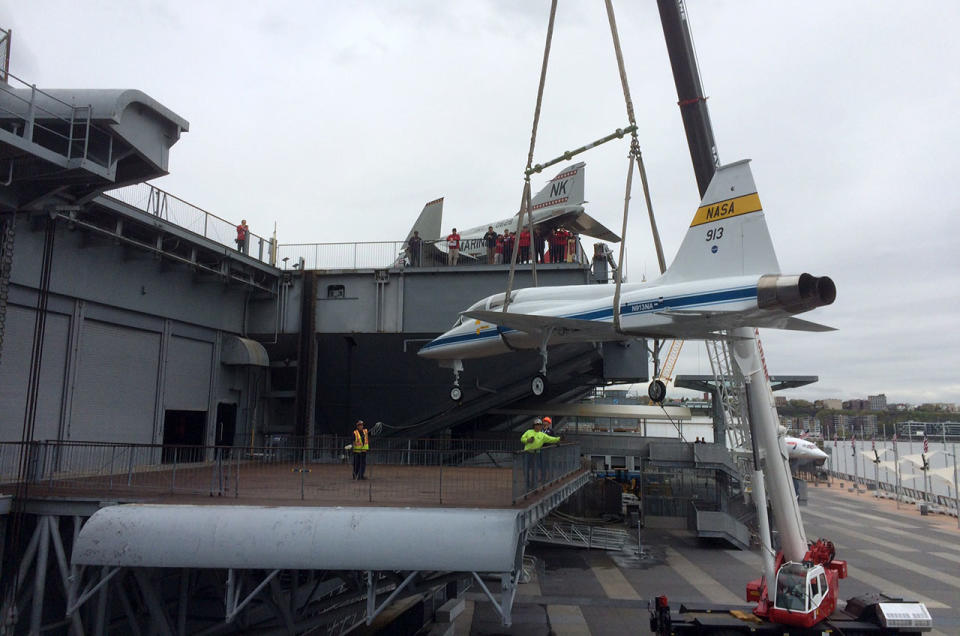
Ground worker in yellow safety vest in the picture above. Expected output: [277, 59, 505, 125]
[351, 420, 370, 480]
[520, 418, 560, 490]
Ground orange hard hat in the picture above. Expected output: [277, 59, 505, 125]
[543, 417, 552, 424]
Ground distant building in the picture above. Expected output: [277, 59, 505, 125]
[830, 414, 851, 436]
[868, 394, 887, 411]
[843, 399, 869, 411]
[797, 416, 821, 436]
[852, 414, 877, 437]
[774, 396, 787, 407]
[889, 403, 910, 412]
[897, 421, 929, 438]
[822, 399, 843, 410]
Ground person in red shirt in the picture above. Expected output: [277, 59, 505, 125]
[235, 219, 249, 254]
[494, 233, 504, 264]
[557, 227, 570, 262]
[519, 228, 531, 264]
[446, 228, 461, 266]
[549, 228, 563, 263]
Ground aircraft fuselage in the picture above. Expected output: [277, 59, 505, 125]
[419, 274, 766, 360]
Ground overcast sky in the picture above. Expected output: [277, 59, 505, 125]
[4, 1, 958, 406]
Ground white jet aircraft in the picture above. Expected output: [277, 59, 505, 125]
[401, 162, 620, 265]
[784, 436, 829, 468]
[419, 159, 836, 400]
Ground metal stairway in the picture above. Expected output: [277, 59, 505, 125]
[705, 335, 753, 480]
[527, 520, 628, 551]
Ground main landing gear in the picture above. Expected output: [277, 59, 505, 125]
[449, 359, 464, 402]
[531, 328, 553, 397]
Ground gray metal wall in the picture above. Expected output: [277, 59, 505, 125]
[70, 319, 161, 443]
[0, 215, 261, 444]
[311, 266, 593, 334]
[0, 304, 70, 441]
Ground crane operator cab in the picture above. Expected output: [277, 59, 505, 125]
[770, 562, 834, 627]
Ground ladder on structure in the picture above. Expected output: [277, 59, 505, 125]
[527, 521, 628, 551]
[656, 339, 684, 386]
[705, 334, 754, 481]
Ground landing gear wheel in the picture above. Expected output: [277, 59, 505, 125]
[531, 374, 547, 397]
[450, 386, 463, 401]
[648, 379, 667, 403]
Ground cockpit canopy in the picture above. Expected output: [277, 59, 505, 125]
[451, 292, 518, 328]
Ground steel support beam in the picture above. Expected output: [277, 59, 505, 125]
[224, 568, 279, 624]
[365, 570, 419, 626]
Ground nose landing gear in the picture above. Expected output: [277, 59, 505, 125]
[449, 359, 464, 401]
[531, 374, 547, 396]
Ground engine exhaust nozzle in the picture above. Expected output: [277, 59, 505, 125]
[757, 273, 836, 314]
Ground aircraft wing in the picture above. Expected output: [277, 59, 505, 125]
[653, 310, 836, 333]
[562, 210, 621, 243]
[461, 310, 617, 339]
[775, 317, 836, 332]
[546, 210, 621, 243]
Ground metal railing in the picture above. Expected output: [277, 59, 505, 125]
[829, 469, 959, 512]
[0, 70, 113, 170]
[103, 183, 274, 265]
[278, 241, 409, 270]
[276, 238, 590, 271]
[0, 439, 581, 508]
[528, 520, 628, 550]
[512, 443, 584, 502]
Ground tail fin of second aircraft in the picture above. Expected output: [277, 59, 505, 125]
[407, 197, 444, 243]
[529, 162, 586, 212]
[659, 159, 781, 283]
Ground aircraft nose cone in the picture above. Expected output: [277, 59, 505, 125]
[417, 336, 444, 358]
[812, 447, 828, 464]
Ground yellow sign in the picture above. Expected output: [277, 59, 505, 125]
[689, 192, 762, 227]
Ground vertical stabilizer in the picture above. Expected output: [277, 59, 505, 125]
[659, 160, 780, 283]
[407, 198, 443, 242]
[528, 162, 586, 213]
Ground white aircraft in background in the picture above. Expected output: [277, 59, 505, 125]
[419, 159, 836, 400]
[400, 162, 620, 265]
[785, 436, 829, 468]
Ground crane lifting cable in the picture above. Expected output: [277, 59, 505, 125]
[504, 0, 668, 352]
[503, 0, 557, 305]
[604, 0, 667, 336]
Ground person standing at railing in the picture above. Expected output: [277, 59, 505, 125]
[483, 226, 498, 264]
[503, 232, 515, 264]
[566, 231, 577, 263]
[542, 416, 555, 437]
[534, 226, 546, 263]
[521, 418, 560, 491]
[519, 228, 531, 264]
[548, 227, 562, 263]
[494, 233, 504, 264]
[446, 228, 460, 266]
[407, 231, 422, 267]
[236, 219, 249, 254]
[351, 420, 370, 480]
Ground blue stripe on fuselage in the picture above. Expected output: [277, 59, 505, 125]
[419, 285, 757, 352]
